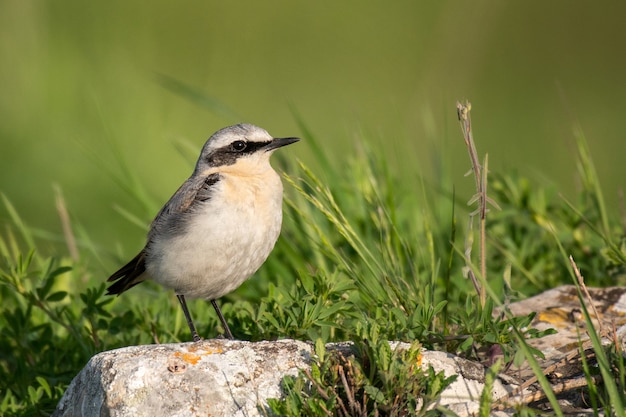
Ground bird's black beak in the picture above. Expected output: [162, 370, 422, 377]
[265, 137, 300, 151]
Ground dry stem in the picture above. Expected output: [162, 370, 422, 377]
[456, 100, 487, 307]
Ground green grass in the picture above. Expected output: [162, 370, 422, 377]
[1, 107, 625, 415]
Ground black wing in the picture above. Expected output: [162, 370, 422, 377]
[106, 251, 146, 295]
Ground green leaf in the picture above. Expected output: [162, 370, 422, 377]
[363, 384, 385, 403]
[46, 291, 68, 302]
[35, 376, 52, 397]
[314, 337, 326, 363]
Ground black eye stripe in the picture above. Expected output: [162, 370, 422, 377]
[205, 140, 272, 166]
[236, 140, 270, 154]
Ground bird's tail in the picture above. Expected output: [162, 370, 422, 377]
[106, 251, 147, 295]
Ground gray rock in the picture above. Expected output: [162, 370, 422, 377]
[52, 339, 313, 417]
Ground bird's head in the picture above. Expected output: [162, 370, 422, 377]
[194, 124, 299, 175]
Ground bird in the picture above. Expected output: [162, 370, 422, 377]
[106, 123, 299, 341]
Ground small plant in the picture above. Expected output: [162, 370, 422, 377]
[0, 196, 149, 415]
[268, 333, 456, 417]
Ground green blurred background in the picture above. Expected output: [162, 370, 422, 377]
[1, 1, 625, 273]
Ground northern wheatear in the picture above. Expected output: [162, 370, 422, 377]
[107, 124, 299, 341]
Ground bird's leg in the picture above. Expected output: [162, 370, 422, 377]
[176, 294, 201, 342]
[211, 299, 234, 340]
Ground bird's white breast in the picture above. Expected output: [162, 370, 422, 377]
[146, 170, 284, 300]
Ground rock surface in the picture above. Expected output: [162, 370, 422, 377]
[52, 339, 312, 417]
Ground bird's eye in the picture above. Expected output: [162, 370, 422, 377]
[231, 140, 247, 151]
